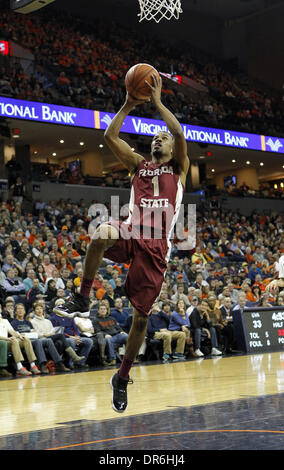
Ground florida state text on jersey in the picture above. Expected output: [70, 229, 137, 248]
[125, 158, 184, 247]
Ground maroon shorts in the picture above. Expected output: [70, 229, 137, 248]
[104, 222, 168, 316]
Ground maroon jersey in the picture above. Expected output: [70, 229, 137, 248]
[104, 157, 184, 316]
[125, 158, 184, 246]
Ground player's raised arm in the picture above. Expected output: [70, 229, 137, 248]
[145, 74, 189, 176]
[104, 94, 146, 174]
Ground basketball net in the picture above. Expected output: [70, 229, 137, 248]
[138, 0, 183, 23]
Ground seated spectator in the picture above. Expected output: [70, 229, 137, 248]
[259, 293, 273, 307]
[207, 294, 236, 353]
[11, 303, 70, 373]
[1, 298, 15, 322]
[231, 292, 249, 313]
[168, 299, 196, 357]
[190, 298, 222, 357]
[35, 263, 46, 284]
[26, 278, 45, 308]
[42, 254, 56, 278]
[246, 285, 262, 303]
[0, 307, 39, 376]
[45, 279, 57, 302]
[92, 303, 128, 365]
[192, 272, 209, 290]
[147, 302, 186, 361]
[191, 246, 207, 265]
[0, 338, 12, 377]
[95, 278, 108, 300]
[172, 274, 189, 295]
[113, 277, 126, 298]
[31, 302, 84, 366]
[45, 268, 65, 291]
[50, 307, 93, 369]
[2, 268, 25, 301]
[102, 283, 118, 308]
[23, 268, 37, 293]
[2, 254, 24, 275]
[111, 298, 130, 332]
[73, 310, 107, 365]
[184, 263, 199, 283]
[171, 285, 190, 307]
[157, 289, 176, 310]
[186, 295, 199, 316]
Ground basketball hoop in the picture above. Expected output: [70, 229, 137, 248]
[138, 0, 183, 23]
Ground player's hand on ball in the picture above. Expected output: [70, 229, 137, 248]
[125, 92, 150, 108]
[145, 73, 162, 105]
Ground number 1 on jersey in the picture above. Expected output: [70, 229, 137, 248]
[152, 175, 159, 196]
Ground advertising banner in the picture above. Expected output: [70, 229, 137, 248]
[0, 96, 283, 154]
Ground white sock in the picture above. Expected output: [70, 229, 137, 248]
[17, 362, 23, 370]
[30, 362, 35, 368]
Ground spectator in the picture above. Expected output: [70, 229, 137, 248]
[0, 338, 12, 377]
[45, 268, 65, 291]
[190, 298, 222, 357]
[186, 295, 199, 316]
[50, 307, 93, 369]
[171, 284, 190, 307]
[113, 277, 126, 298]
[1, 298, 15, 322]
[111, 297, 130, 332]
[26, 278, 45, 308]
[147, 302, 186, 361]
[23, 269, 37, 293]
[73, 310, 108, 365]
[11, 303, 70, 373]
[102, 283, 118, 308]
[168, 299, 196, 357]
[92, 303, 128, 365]
[207, 294, 235, 353]
[2, 268, 25, 301]
[42, 254, 56, 278]
[31, 302, 85, 366]
[45, 279, 57, 302]
[0, 309, 38, 376]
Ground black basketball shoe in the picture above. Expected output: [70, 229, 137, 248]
[53, 292, 90, 318]
[110, 372, 129, 413]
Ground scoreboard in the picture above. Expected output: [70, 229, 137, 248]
[232, 307, 284, 353]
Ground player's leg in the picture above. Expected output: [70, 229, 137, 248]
[111, 308, 148, 413]
[53, 224, 119, 317]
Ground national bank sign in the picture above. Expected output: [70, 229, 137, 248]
[0, 96, 283, 154]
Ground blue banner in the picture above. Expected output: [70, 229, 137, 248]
[0, 96, 283, 154]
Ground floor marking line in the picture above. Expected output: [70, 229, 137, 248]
[47, 429, 284, 450]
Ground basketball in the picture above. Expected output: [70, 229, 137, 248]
[125, 63, 160, 100]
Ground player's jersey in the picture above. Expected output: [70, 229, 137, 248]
[125, 158, 184, 248]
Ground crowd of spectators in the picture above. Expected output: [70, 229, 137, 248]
[0, 5, 283, 138]
[0, 189, 283, 377]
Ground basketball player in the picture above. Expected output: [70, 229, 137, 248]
[54, 74, 189, 412]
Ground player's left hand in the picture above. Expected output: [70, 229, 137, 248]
[125, 92, 150, 108]
[145, 74, 162, 106]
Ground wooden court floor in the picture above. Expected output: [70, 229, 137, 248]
[0, 351, 284, 450]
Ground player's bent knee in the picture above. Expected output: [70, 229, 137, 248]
[91, 223, 119, 249]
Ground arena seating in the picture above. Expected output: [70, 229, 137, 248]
[0, 6, 283, 137]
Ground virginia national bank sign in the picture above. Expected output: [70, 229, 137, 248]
[0, 96, 283, 154]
